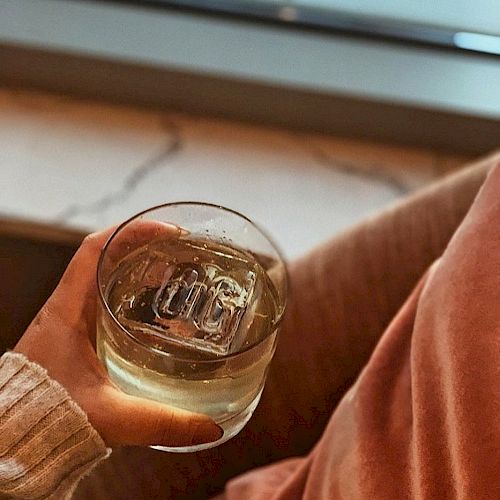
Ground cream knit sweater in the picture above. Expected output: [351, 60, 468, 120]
[0, 352, 109, 499]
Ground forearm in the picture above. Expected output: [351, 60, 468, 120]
[0, 352, 109, 499]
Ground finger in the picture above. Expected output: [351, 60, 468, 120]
[34, 226, 118, 332]
[102, 388, 223, 448]
[56, 225, 118, 297]
[62, 220, 182, 294]
[52, 221, 183, 325]
[105, 218, 188, 264]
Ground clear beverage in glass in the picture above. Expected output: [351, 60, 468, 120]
[96, 203, 287, 452]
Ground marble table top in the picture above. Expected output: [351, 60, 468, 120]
[0, 89, 470, 259]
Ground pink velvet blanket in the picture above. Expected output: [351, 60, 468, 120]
[223, 162, 500, 498]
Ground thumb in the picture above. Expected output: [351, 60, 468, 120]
[101, 388, 223, 448]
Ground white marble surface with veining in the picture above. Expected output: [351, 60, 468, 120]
[0, 89, 469, 258]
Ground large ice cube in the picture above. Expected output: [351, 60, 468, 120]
[111, 239, 258, 356]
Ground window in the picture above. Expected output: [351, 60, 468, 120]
[1, 0, 499, 152]
[128, 0, 500, 55]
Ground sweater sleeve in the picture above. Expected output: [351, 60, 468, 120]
[0, 352, 110, 499]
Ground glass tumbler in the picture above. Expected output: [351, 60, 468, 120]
[97, 203, 287, 452]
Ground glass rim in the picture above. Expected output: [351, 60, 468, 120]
[97, 201, 287, 363]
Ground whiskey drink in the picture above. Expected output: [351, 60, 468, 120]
[97, 203, 286, 452]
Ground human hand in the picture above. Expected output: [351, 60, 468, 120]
[15, 223, 223, 448]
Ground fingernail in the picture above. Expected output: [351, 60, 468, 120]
[215, 424, 224, 438]
[192, 423, 224, 445]
[164, 223, 189, 237]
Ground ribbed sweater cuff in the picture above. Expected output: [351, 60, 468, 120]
[0, 352, 110, 499]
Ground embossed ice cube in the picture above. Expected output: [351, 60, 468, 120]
[113, 239, 258, 355]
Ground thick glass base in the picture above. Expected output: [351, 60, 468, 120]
[150, 388, 263, 453]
